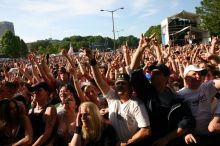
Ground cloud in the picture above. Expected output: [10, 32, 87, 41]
[139, 8, 159, 17]
[132, 0, 151, 10]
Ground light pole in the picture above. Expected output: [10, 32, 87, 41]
[100, 7, 124, 50]
[116, 29, 124, 39]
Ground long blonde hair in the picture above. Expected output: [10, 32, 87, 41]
[80, 102, 103, 142]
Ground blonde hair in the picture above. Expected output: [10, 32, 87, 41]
[80, 102, 103, 142]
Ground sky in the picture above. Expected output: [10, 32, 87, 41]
[0, 0, 202, 43]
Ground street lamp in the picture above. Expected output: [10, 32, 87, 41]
[116, 29, 124, 46]
[100, 7, 124, 50]
[116, 29, 124, 39]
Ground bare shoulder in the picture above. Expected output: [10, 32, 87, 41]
[44, 105, 57, 116]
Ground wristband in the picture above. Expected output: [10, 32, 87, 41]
[89, 58, 97, 66]
[74, 126, 82, 134]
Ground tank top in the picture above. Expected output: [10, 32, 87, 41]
[29, 104, 50, 144]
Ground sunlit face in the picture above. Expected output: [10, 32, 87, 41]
[99, 68, 106, 76]
[115, 80, 129, 95]
[84, 85, 98, 99]
[185, 71, 202, 89]
[80, 106, 91, 126]
[59, 86, 72, 103]
[60, 73, 68, 81]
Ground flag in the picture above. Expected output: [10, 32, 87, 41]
[68, 43, 74, 56]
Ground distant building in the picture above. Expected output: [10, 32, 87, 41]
[161, 10, 209, 45]
[0, 21, 15, 37]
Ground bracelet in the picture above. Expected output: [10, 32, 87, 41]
[74, 126, 82, 134]
[89, 58, 97, 66]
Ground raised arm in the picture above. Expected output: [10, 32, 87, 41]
[85, 49, 110, 95]
[28, 54, 41, 82]
[61, 49, 87, 102]
[122, 41, 131, 66]
[130, 33, 153, 71]
[210, 36, 218, 54]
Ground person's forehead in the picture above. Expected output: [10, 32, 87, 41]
[60, 86, 69, 91]
[187, 70, 201, 75]
[80, 106, 88, 113]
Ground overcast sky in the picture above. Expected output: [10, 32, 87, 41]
[1, 0, 202, 42]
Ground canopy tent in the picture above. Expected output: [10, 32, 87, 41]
[168, 10, 199, 22]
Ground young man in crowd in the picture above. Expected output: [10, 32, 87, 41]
[84, 48, 151, 146]
[129, 34, 195, 146]
[178, 64, 220, 146]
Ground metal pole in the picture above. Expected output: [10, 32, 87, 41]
[111, 12, 116, 50]
[100, 7, 124, 51]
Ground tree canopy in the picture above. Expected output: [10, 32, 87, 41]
[144, 25, 161, 44]
[0, 30, 28, 58]
[27, 35, 139, 55]
[196, 0, 220, 35]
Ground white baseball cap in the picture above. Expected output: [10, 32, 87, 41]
[183, 65, 206, 77]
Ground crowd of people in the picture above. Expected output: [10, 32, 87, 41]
[0, 33, 220, 146]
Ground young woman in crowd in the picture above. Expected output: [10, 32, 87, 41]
[54, 84, 78, 145]
[28, 82, 57, 146]
[69, 101, 118, 146]
[0, 98, 33, 146]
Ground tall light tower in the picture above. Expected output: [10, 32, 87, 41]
[100, 7, 124, 50]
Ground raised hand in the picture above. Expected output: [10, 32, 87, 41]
[138, 33, 155, 49]
[184, 134, 197, 144]
[61, 49, 68, 57]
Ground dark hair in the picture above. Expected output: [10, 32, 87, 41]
[61, 84, 81, 110]
[0, 98, 21, 123]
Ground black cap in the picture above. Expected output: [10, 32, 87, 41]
[148, 63, 170, 76]
[116, 73, 130, 82]
[28, 82, 50, 93]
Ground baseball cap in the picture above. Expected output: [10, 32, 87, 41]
[183, 65, 207, 77]
[148, 63, 170, 76]
[116, 73, 130, 82]
[28, 82, 50, 93]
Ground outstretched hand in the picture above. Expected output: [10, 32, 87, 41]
[61, 49, 68, 57]
[184, 134, 197, 144]
[138, 33, 155, 49]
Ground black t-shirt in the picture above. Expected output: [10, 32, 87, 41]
[82, 123, 118, 146]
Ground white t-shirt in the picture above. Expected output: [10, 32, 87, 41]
[177, 80, 217, 134]
[104, 89, 150, 142]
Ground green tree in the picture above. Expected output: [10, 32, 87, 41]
[144, 25, 161, 43]
[20, 39, 29, 57]
[196, 0, 220, 35]
[117, 35, 139, 49]
[0, 30, 28, 58]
